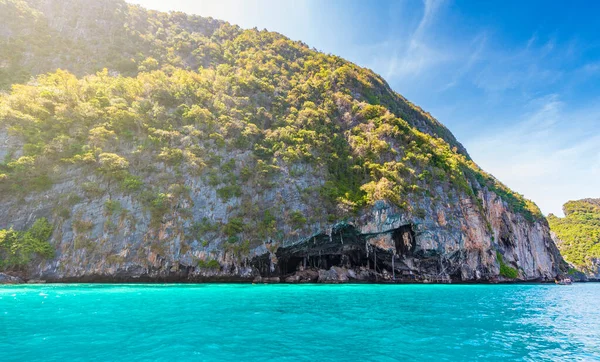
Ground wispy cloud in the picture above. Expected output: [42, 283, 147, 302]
[471, 36, 564, 94]
[360, 0, 489, 95]
[438, 33, 487, 92]
[378, 0, 452, 80]
[465, 95, 600, 216]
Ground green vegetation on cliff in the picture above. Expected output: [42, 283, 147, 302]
[496, 251, 519, 279]
[0, 218, 53, 270]
[548, 199, 600, 272]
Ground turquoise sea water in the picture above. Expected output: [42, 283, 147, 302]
[1, 284, 599, 361]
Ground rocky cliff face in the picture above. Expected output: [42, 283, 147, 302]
[0, 130, 564, 283]
[0, 0, 567, 283]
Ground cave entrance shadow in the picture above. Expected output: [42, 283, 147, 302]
[392, 224, 416, 256]
[252, 223, 417, 278]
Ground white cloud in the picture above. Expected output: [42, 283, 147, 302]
[438, 33, 487, 92]
[355, 0, 490, 98]
[375, 0, 452, 80]
[471, 35, 564, 94]
[465, 95, 600, 216]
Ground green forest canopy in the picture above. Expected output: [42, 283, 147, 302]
[548, 199, 600, 271]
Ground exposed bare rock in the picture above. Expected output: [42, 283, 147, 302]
[0, 273, 23, 284]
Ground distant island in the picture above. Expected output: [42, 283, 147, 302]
[0, 0, 577, 284]
[548, 199, 600, 280]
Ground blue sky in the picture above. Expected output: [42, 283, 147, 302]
[128, 0, 600, 216]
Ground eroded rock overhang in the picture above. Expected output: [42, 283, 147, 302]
[251, 222, 417, 279]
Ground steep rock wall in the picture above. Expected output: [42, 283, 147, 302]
[0, 156, 565, 283]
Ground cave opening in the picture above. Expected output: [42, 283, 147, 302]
[280, 256, 304, 275]
[251, 223, 418, 278]
[321, 254, 342, 269]
[279, 253, 351, 276]
[252, 254, 274, 277]
[393, 224, 416, 256]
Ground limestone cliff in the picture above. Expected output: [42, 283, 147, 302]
[0, 0, 567, 283]
[0, 129, 565, 282]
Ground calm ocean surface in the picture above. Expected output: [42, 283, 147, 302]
[1, 283, 599, 361]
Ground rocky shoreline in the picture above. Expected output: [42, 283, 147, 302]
[3, 269, 595, 285]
